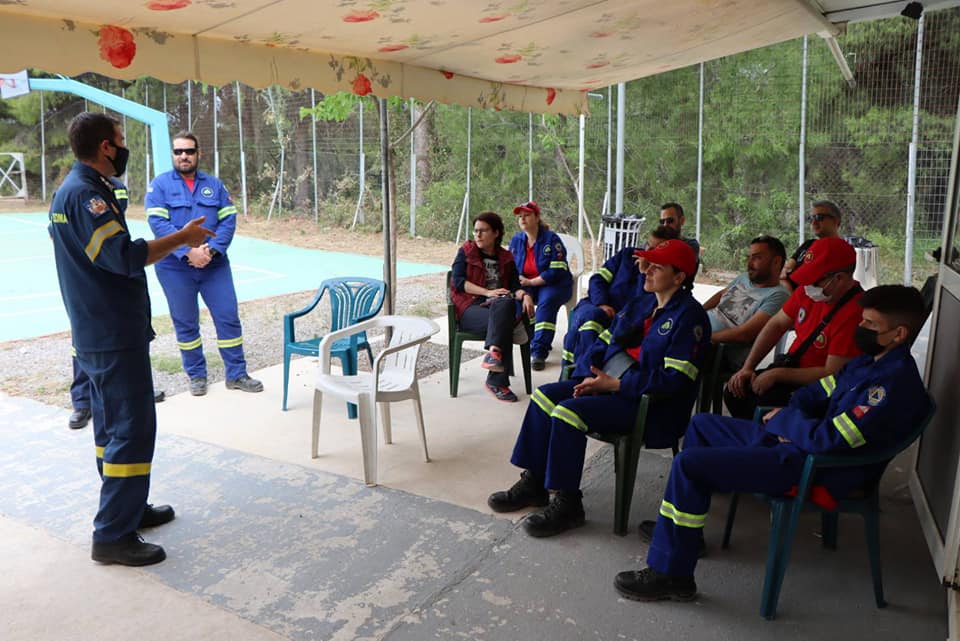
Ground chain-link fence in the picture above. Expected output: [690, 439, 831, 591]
[3, 9, 959, 285]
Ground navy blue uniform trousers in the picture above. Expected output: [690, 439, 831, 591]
[75, 346, 156, 544]
[526, 282, 571, 359]
[647, 413, 803, 577]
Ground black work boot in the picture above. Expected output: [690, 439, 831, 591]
[522, 490, 585, 537]
[488, 470, 549, 513]
[138, 504, 175, 529]
[91, 532, 166, 566]
[68, 407, 92, 430]
[614, 567, 697, 602]
[190, 377, 208, 396]
[226, 374, 264, 393]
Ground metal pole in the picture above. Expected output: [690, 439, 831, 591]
[615, 82, 626, 215]
[606, 85, 612, 217]
[236, 81, 248, 215]
[186, 80, 192, 129]
[905, 15, 925, 285]
[358, 100, 365, 224]
[799, 36, 809, 244]
[144, 81, 151, 192]
[379, 97, 394, 315]
[121, 87, 128, 184]
[578, 113, 585, 241]
[213, 86, 220, 176]
[39, 91, 46, 201]
[528, 112, 534, 201]
[409, 98, 417, 237]
[162, 83, 167, 115]
[696, 62, 704, 242]
[456, 108, 473, 244]
[311, 88, 319, 223]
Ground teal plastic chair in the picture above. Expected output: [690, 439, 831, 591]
[282, 277, 386, 416]
[721, 397, 937, 620]
[446, 271, 532, 398]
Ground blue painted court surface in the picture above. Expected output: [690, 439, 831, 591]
[0, 212, 447, 343]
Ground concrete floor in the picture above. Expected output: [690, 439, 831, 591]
[0, 294, 948, 641]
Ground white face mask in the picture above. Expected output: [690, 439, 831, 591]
[804, 284, 828, 302]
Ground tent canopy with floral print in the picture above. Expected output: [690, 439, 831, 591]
[0, 0, 853, 115]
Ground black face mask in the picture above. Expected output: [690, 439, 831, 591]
[108, 141, 129, 177]
[854, 326, 893, 356]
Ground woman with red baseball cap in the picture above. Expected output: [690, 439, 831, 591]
[508, 201, 573, 371]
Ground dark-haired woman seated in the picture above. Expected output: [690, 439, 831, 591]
[450, 211, 535, 402]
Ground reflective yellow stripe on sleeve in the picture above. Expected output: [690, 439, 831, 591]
[832, 412, 866, 448]
[218, 205, 238, 219]
[599, 329, 612, 344]
[534, 322, 556, 332]
[113, 188, 128, 201]
[819, 374, 837, 397]
[659, 500, 707, 529]
[549, 261, 568, 270]
[664, 357, 699, 381]
[102, 462, 152, 478]
[146, 207, 169, 219]
[598, 267, 613, 283]
[562, 349, 575, 362]
[84, 220, 124, 262]
[217, 336, 243, 349]
[551, 405, 591, 432]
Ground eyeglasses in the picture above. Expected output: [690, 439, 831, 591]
[173, 148, 198, 156]
[659, 217, 675, 225]
[808, 213, 835, 222]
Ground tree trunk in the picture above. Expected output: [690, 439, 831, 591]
[413, 103, 433, 208]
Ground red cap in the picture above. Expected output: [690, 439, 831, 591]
[513, 201, 541, 216]
[789, 237, 856, 286]
[633, 239, 698, 277]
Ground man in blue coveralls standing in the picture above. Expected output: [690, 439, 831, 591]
[613, 285, 932, 603]
[146, 132, 262, 396]
[49, 112, 214, 565]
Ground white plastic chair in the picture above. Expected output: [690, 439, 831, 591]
[312, 315, 440, 486]
[557, 232, 586, 321]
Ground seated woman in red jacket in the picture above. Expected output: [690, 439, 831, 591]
[451, 212, 536, 402]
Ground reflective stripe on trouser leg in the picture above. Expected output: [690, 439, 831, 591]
[510, 380, 578, 480]
[76, 346, 156, 544]
[198, 260, 248, 380]
[155, 262, 207, 379]
[529, 281, 572, 358]
[646, 443, 804, 577]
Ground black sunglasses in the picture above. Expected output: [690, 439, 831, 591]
[659, 217, 675, 225]
[173, 148, 198, 156]
[808, 213, 835, 222]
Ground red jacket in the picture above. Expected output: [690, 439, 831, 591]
[450, 240, 518, 320]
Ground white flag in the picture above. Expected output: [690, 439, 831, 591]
[0, 71, 30, 99]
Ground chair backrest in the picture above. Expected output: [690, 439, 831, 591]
[321, 277, 386, 332]
[557, 233, 585, 281]
[378, 316, 440, 388]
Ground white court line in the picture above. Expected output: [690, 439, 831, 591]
[0, 305, 63, 318]
[1, 215, 49, 228]
[231, 264, 286, 285]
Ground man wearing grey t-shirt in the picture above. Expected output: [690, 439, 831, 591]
[703, 235, 789, 370]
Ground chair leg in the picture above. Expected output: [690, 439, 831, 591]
[520, 342, 532, 395]
[340, 353, 359, 420]
[863, 508, 886, 608]
[760, 501, 786, 619]
[282, 351, 292, 411]
[412, 386, 430, 462]
[450, 338, 463, 397]
[762, 500, 803, 620]
[380, 401, 393, 445]
[613, 438, 642, 537]
[722, 492, 740, 549]
[311, 389, 323, 458]
[358, 394, 378, 486]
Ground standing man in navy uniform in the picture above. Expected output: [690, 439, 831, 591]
[146, 131, 262, 396]
[613, 285, 932, 603]
[49, 112, 214, 565]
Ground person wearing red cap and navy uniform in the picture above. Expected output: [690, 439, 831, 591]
[614, 285, 932, 603]
[508, 201, 573, 371]
[560, 225, 679, 371]
[146, 131, 262, 397]
[724, 236, 864, 420]
[487, 240, 710, 538]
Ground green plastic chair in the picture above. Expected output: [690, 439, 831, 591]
[696, 342, 727, 414]
[721, 396, 937, 620]
[446, 271, 532, 398]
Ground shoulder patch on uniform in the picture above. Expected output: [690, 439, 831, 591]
[86, 197, 108, 217]
[201, 186, 214, 197]
[814, 332, 827, 349]
[693, 325, 704, 341]
[658, 318, 674, 335]
[543, 244, 551, 254]
[867, 386, 886, 406]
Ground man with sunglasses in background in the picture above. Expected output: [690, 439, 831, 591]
[656, 203, 700, 259]
[780, 200, 842, 291]
[146, 132, 263, 397]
